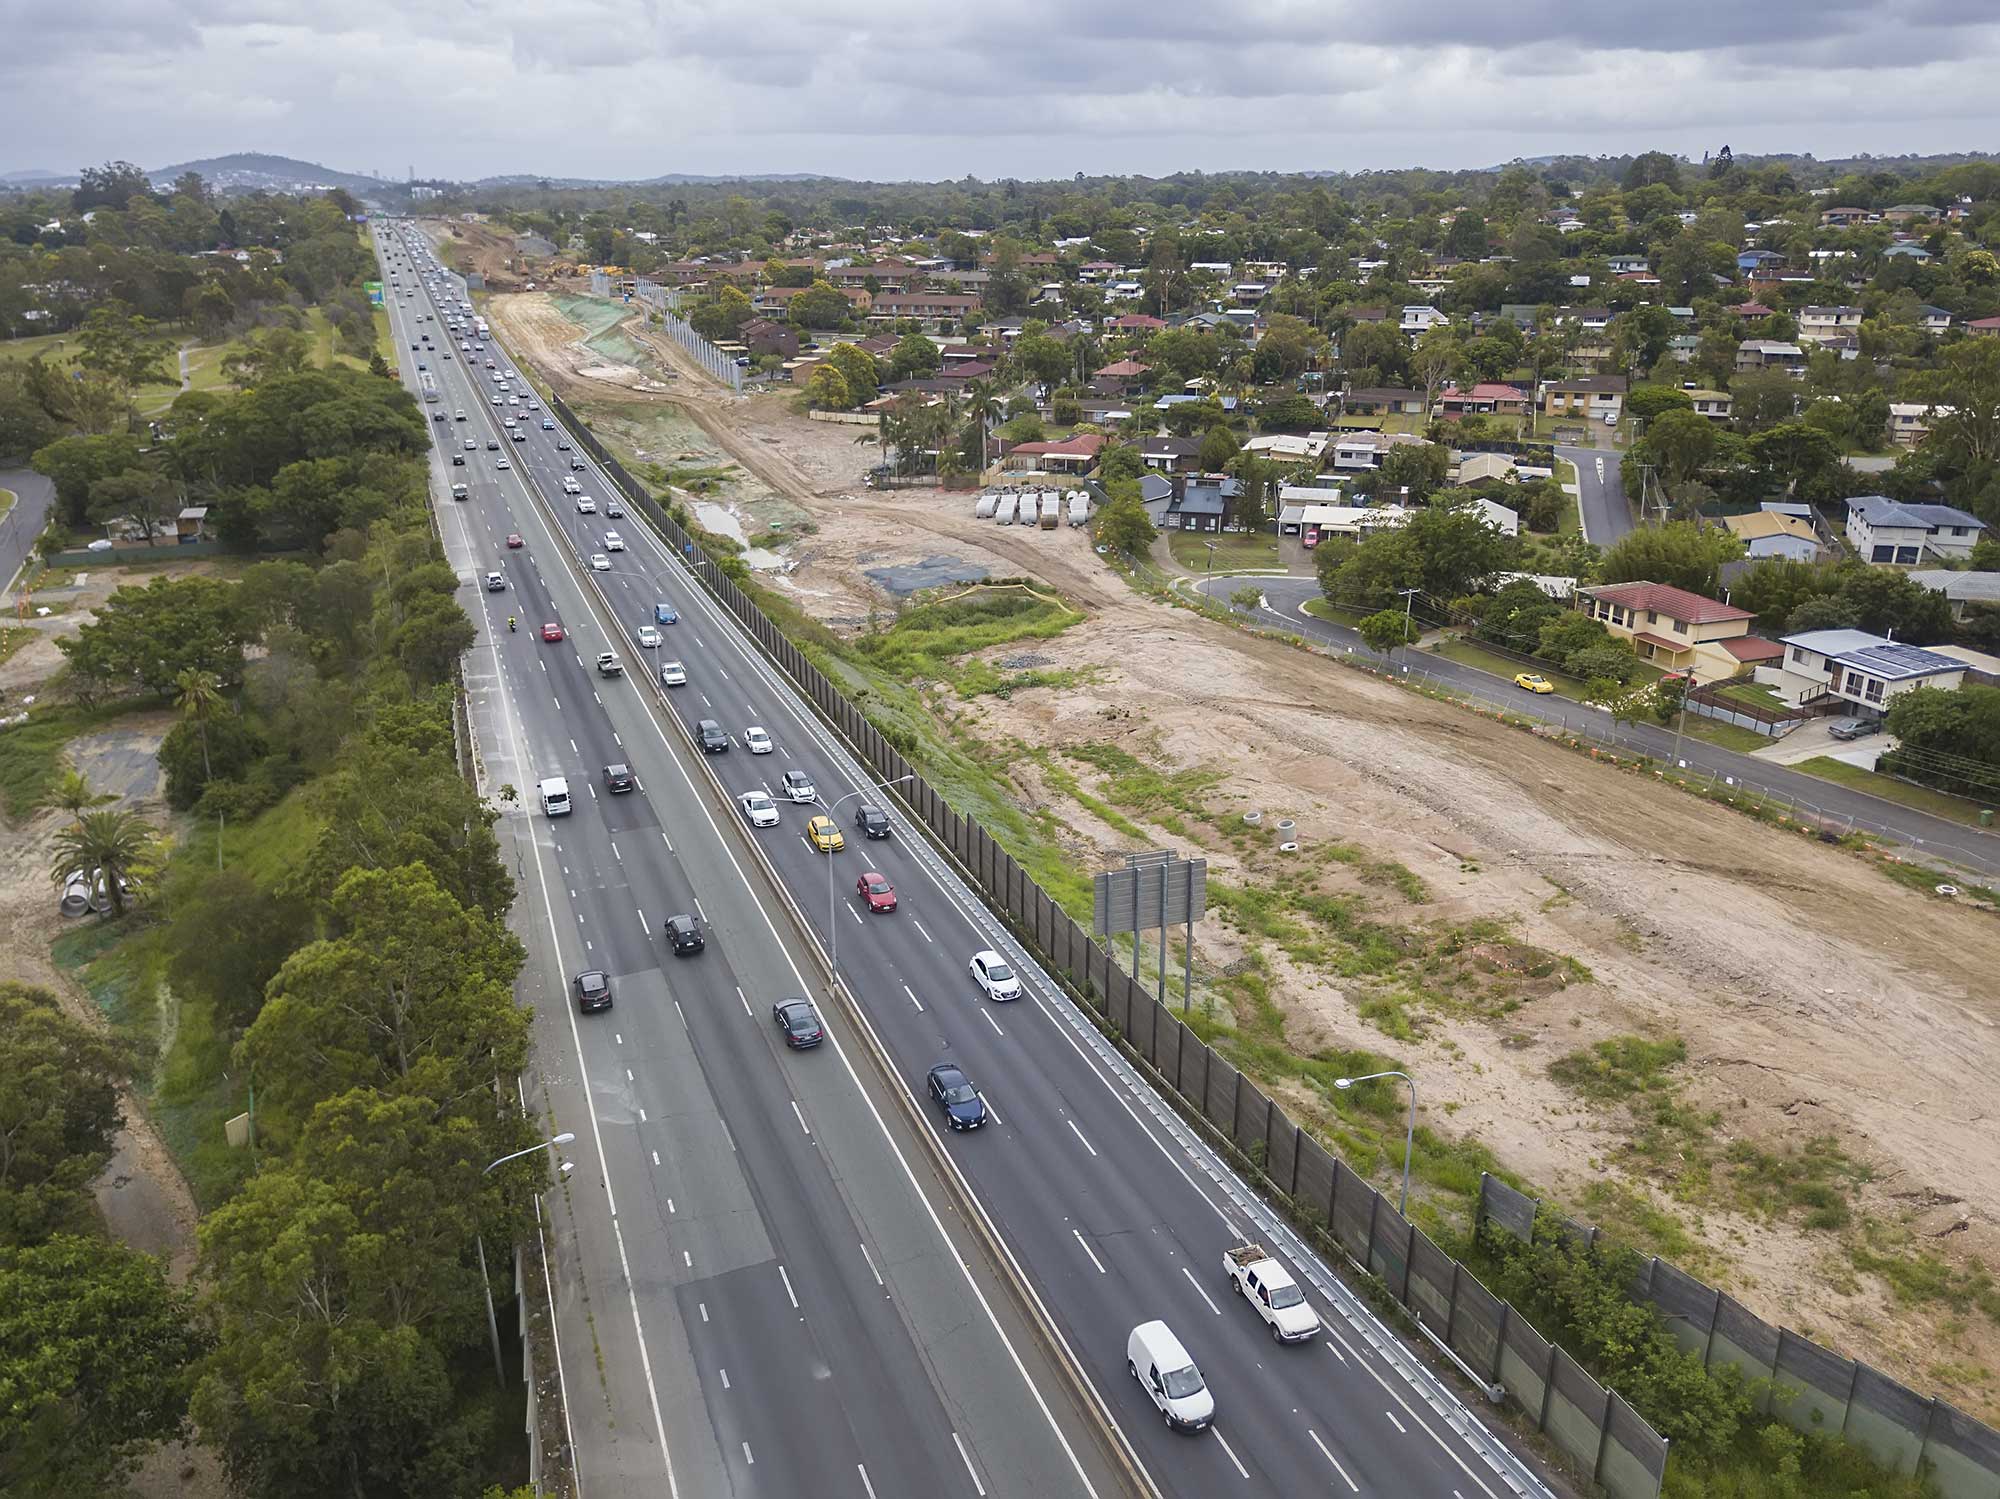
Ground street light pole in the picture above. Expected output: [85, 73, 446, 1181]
[822, 775, 916, 977]
[1335, 1071, 1417, 1217]
[478, 1131, 575, 1384]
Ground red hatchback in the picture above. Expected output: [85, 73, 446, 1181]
[506, 533, 524, 549]
[856, 872, 897, 913]
[541, 621, 564, 642]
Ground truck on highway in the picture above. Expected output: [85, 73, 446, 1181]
[1039, 493, 1060, 529]
[1222, 1242, 1320, 1342]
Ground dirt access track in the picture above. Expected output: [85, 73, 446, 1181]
[479, 280, 2000, 1417]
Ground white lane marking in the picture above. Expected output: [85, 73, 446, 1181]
[1066, 1119, 1098, 1157]
[983, 1009, 1005, 1036]
[1308, 1430, 1360, 1492]
[652, 1151, 660, 1166]
[858, 1464, 878, 1499]
[977, 1090, 1002, 1125]
[1384, 1409, 1407, 1435]
[611, 841, 621, 862]
[913, 918, 934, 943]
[792, 1099, 811, 1136]
[639, 1108, 647, 1122]
[1324, 1339, 1348, 1364]
[626, 1069, 633, 1082]
[615, 1032, 623, 1045]
[1072, 1229, 1106, 1275]
[742, 1441, 754, 1466]
[635, 906, 647, 931]
[699, 1302, 708, 1322]
[683, 1249, 691, 1267]
[719, 1367, 730, 1389]
[1182, 1265, 1221, 1316]
[903, 983, 924, 1012]
[694, 897, 708, 921]
[951, 1433, 987, 1498]
[848, 907, 863, 925]
[779, 1263, 800, 1309]
[737, 986, 752, 1017]
[860, 1241, 883, 1287]
[1212, 1427, 1249, 1480]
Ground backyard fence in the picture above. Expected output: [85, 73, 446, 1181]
[1681, 680, 1815, 739]
[1481, 1176, 2000, 1499]
[548, 388, 1671, 1498]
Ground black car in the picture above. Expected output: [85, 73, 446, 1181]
[573, 970, 612, 1013]
[772, 998, 823, 1048]
[604, 762, 635, 794]
[665, 913, 704, 955]
[855, 805, 891, 839]
[605, 500, 625, 519]
[452, 454, 466, 466]
[697, 719, 729, 754]
[486, 438, 500, 450]
[927, 1065, 986, 1130]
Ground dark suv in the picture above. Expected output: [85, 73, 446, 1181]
[664, 913, 704, 955]
[855, 805, 891, 839]
[573, 970, 612, 1013]
[604, 762, 635, 793]
[697, 720, 729, 754]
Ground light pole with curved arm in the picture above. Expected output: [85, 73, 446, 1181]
[822, 775, 916, 976]
[1335, 1071, 1417, 1217]
[478, 1131, 575, 1382]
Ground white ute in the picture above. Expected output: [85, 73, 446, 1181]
[1222, 1243, 1320, 1342]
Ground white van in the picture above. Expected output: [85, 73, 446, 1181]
[1127, 1321, 1214, 1432]
[538, 777, 572, 817]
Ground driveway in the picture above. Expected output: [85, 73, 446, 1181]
[1555, 443, 1634, 544]
[1201, 574, 2000, 876]
[0, 468, 56, 592]
[1754, 717, 1890, 769]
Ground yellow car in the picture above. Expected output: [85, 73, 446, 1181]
[1514, 672, 1555, 695]
[806, 815, 845, 853]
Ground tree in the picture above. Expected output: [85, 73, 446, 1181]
[1410, 328, 1461, 416]
[1443, 210, 1488, 260]
[173, 669, 225, 782]
[1095, 482, 1157, 556]
[1905, 338, 2000, 468]
[1198, 425, 1239, 472]
[787, 280, 852, 330]
[821, 343, 878, 407]
[0, 1233, 206, 1499]
[804, 363, 852, 411]
[1748, 421, 1840, 497]
[1639, 408, 1719, 500]
[1257, 393, 1318, 432]
[1012, 333, 1070, 388]
[0, 983, 130, 1245]
[688, 284, 751, 342]
[75, 302, 171, 393]
[1338, 320, 1409, 386]
[1358, 606, 1417, 656]
[45, 769, 113, 820]
[87, 466, 173, 545]
[887, 332, 940, 381]
[1595, 521, 1744, 597]
[1625, 384, 1696, 423]
[47, 811, 154, 920]
[1729, 369, 1801, 435]
[31, 432, 146, 528]
[57, 575, 249, 699]
[1379, 440, 1452, 502]
[1885, 684, 2000, 771]
[1623, 151, 1684, 192]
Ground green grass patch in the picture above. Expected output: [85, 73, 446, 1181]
[1063, 740, 1226, 833]
[1322, 839, 1431, 903]
[0, 702, 139, 818]
[1430, 638, 1585, 697]
[0, 624, 36, 667]
[1792, 755, 1996, 826]
[1674, 717, 1775, 754]
[853, 588, 1084, 699]
[1711, 679, 1787, 713]
[1867, 856, 2000, 905]
[1549, 1034, 1688, 1101]
[1302, 596, 1369, 627]
[1724, 1136, 1870, 1230]
[1850, 1224, 2000, 1323]
[1166, 530, 1282, 572]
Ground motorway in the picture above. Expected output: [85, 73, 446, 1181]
[376, 227, 1114, 1499]
[380, 221, 1561, 1499]
[1554, 443, 1634, 544]
[1200, 573, 2000, 877]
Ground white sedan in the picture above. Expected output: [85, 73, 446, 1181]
[738, 790, 780, 828]
[590, 553, 611, 571]
[603, 531, 625, 552]
[969, 949, 1022, 1001]
[496, 457, 511, 470]
[636, 625, 662, 649]
[744, 726, 773, 755]
[660, 660, 687, 686]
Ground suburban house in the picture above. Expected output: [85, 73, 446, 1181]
[739, 319, 799, 358]
[1759, 629, 1967, 715]
[867, 292, 983, 330]
[1818, 207, 1873, 228]
[1737, 249, 1787, 275]
[1969, 316, 2000, 339]
[1341, 386, 1427, 415]
[1730, 301, 1777, 321]
[753, 284, 872, 319]
[1607, 255, 1650, 274]
[1400, 305, 1450, 334]
[1845, 495, 1988, 564]
[1735, 339, 1808, 374]
[1275, 495, 1410, 540]
[1881, 242, 1934, 262]
[1002, 433, 1105, 473]
[1454, 451, 1519, 485]
[1438, 382, 1529, 417]
[1541, 375, 1627, 421]
[1091, 358, 1152, 396]
[1164, 475, 1242, 533]
[1106, 313, 1166, 334]
[1888, 402, 1947, 447]
[1241, 432, 1330, 463]
[1138, 435, 1202, 473]
[1332, 430, 1430, 471]
[1907, 571, 2000, 622]
[1798, 306, 1864, 343]
[1686, 388, 1733, 421]
[1723, 510, 1824, 562]
[1577, 580, 1759, 683]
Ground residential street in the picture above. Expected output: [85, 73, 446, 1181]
[1196, 574, 2000, 878]
[1555, 443, 1635, 543]
[0, 468, 55, 592]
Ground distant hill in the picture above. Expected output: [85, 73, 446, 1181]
[468, 171, 839, 189]
[149, 153, 389, 194]
[0, 167, 72, 187]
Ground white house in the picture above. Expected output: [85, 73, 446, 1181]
[1330, 431, 1431, 471]
[1241, 432, 1330, 463]
[1758, 629, 1967, 715]
[1798, 305, 1864, 342]
[1400, 305, 1450, 335]
[1845, 495, 1987, 564]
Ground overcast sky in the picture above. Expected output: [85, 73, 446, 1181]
[5, 0, 2000, 183]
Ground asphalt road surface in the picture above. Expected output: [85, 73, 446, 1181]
[380, 222, 1561, 1499]
[1555, 444, 1634, 544]
[0, 467, 56, 592]
[1204, 574, 2000, 878]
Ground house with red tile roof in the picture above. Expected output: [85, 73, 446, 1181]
[1002, 433, 1107, 472]
[1578, 580, 1760, 683]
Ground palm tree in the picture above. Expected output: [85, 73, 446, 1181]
[50, 809, 154, 919]
[48, 768, 114, 821]
[174, 668, 225, 780]
[961, 377, 1007, 476]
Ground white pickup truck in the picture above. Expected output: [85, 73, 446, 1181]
[595, 652, 624, 677]
[1223, 1243, 1320, 1343]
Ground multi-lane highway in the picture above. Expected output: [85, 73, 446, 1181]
[375, 226, 1116, 1499]
[377, 220, 1559, 1499]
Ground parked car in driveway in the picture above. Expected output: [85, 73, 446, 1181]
[1828, 716, 1881, 741]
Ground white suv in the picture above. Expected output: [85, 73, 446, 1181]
[603, 531, 624, 551]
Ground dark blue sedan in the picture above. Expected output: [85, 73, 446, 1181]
[927, 1064, 986, 1131]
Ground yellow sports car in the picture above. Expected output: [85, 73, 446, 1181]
[806, 815, 845, 853]
[1513, 672, 1555, 695]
